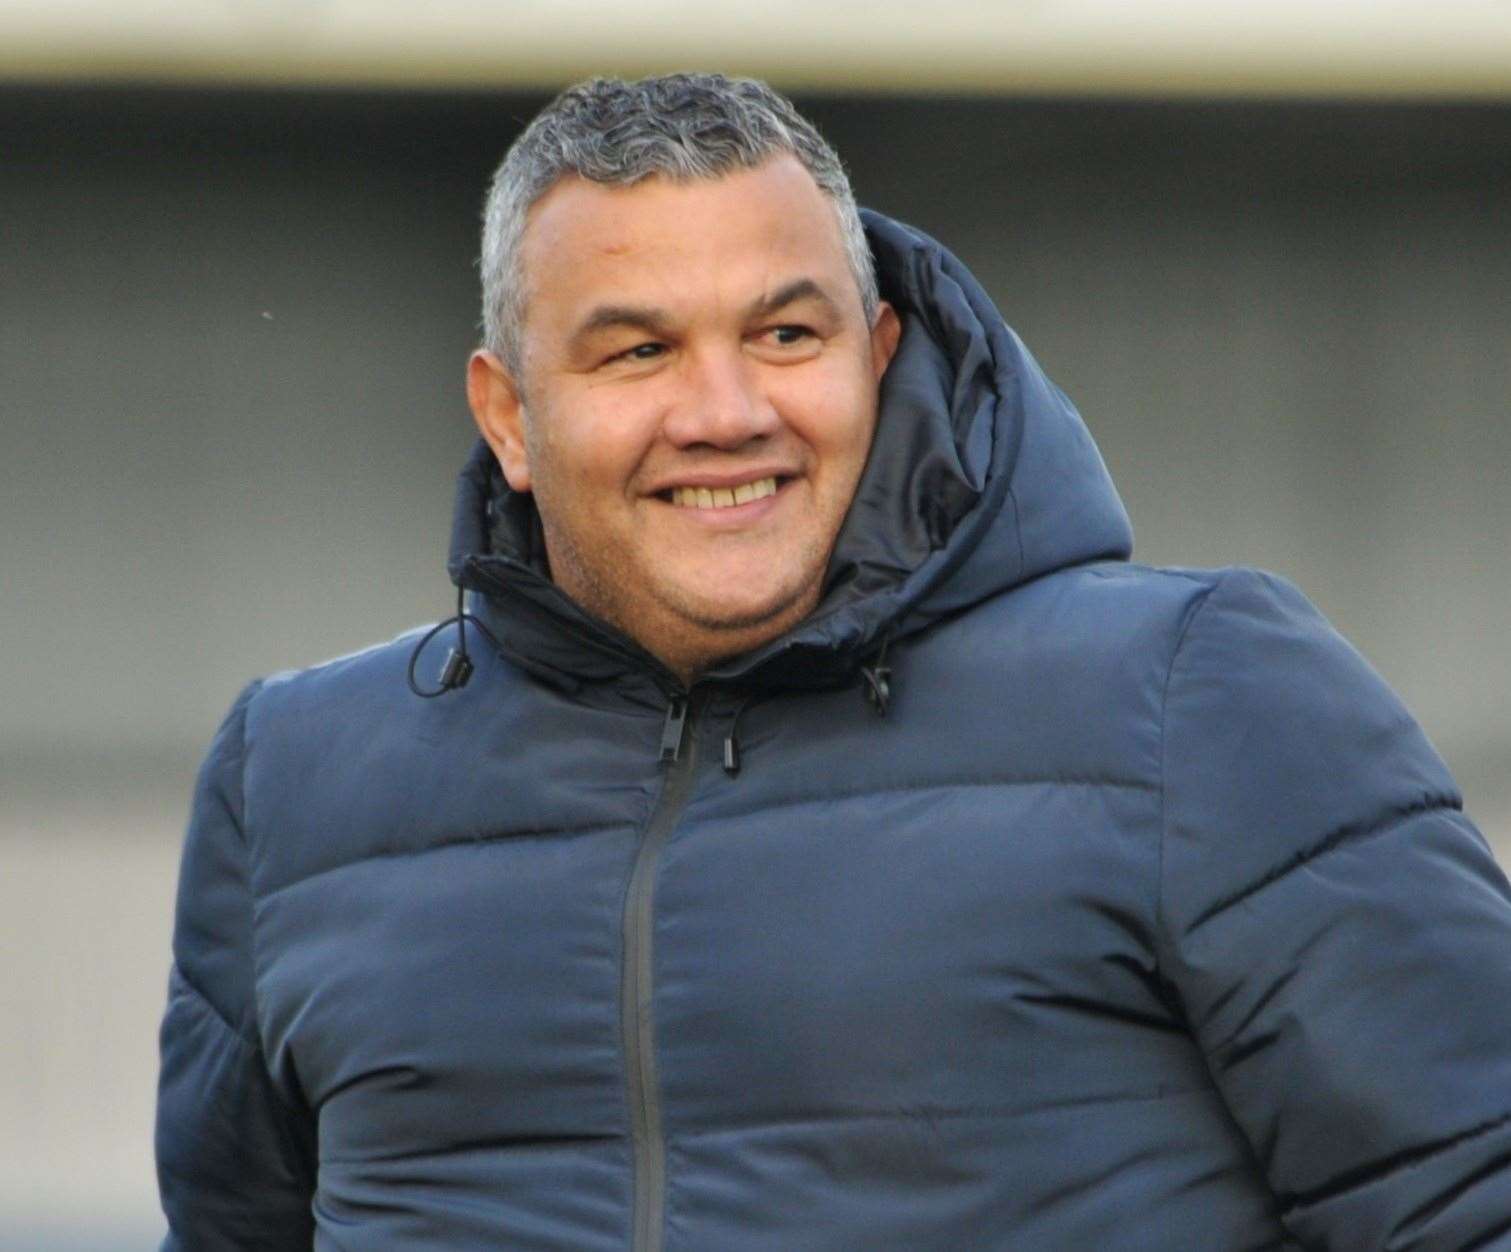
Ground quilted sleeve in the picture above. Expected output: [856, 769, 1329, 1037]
[156, 681, 317, 1249]
[1158, 568, 1511, 1250]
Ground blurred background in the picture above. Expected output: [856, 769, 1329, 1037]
[3, 2, 1509, 1246]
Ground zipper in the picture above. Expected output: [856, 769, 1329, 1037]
[624, 691, 699, 1252]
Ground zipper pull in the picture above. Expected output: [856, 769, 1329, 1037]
[659, 695, 689, 764]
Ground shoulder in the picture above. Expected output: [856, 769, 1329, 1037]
[1158, 566, 1465, 932]
[238, 624, 443, 794]
[948, 559, 1420, 719]
[903, 560, 1454, 797]
[244, 618, 543, 747]
[247, 625, 436, 732]
[937, 559, 1470, 940]
[228, 623, 543, 896]
[926, 559, 1222, 667]
[1161, 564, 1453, 801]
[909, 558, 1227, 704]
[895, 561, 1223, 785]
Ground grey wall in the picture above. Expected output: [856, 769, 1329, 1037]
[1, 87, 1508, 1242]
[3, 91, 1507, 806]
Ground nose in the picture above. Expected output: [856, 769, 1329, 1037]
[662, 347, 780, 450]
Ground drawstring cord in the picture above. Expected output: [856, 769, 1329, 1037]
[723, 693, 758, 776]
[406, 584, 504, 698]
[724, 638, 897, 776]
[859, 636, 893, 717]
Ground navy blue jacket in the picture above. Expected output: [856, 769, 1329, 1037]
[158, 213, 1511, 1249]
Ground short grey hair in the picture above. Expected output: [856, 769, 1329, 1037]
[480, 73, 879, 376]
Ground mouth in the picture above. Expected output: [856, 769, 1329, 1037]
[662, 475, 784, 511]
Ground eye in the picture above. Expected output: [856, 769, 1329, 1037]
[765, 324, 815, 347]
[606, 341, 665, 366]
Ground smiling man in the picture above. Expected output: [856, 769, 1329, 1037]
[157, 75, 1511, 1249]
[466, 154, 899, 680]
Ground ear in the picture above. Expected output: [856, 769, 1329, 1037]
[869, 301, 902, 382]
[466, 349, 532, 493]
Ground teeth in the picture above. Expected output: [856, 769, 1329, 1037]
[671, 476, 778, 510]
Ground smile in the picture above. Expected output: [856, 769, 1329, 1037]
[669, 476, 780, 510]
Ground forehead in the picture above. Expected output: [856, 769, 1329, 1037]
[516, 156, 859, 337]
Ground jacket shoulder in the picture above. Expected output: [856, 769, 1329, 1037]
[1158, 564, 1467, 934]
[937, 558, 1225, 662]
[234, 625, 542, 898]
[896, 560, 1225, 790]
[252, 624, 438, 717]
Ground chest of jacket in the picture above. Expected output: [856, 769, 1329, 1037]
[238, 569, 1287, 1248]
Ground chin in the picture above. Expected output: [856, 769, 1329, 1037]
[665, 575, 816, 636]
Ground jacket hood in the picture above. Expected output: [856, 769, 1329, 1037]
[447, 209, 1132, 695]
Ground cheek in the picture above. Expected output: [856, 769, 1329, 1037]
[532, 399, 653, 498]
[773, 368, 877, 457]
[806, 381, 878, 472]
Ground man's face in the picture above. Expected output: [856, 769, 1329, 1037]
[468, 155, 900, 682]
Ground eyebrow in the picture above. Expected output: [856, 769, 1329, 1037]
[566, 277, 844, 352]
[749, 277, 844, 323]
[568, 304, 675, 350]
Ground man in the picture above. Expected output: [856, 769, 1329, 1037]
[157, 74, 1511, 1249]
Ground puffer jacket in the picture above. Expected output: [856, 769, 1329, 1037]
[157, 211, 1511, 1250]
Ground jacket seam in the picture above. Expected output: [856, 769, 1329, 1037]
[233, 680, 271, 1058]
[254, 778, 1157, 906]
[668, 1084, 1217, 1136]
[1184, 796, 1461, 935]
[1091, 563, 1211, 587]
[172, 961, 259, 1050]
[698, 775, 1159, 820]
[1008, 485, 1026, 578]
[235, 682, 322, 1143]
[1155, 573, 1225, 947]
[1279, 1109, 1511, 1214]
[1152, 571, 1331, 1250]
[252, 819, 632, 904]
